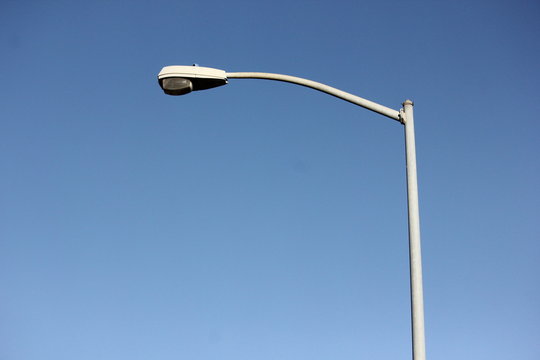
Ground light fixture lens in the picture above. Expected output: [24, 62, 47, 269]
[161, 77, 193, 96]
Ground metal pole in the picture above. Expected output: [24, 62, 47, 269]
[226, 72, 401, 121]
[402, 100, 426, 360]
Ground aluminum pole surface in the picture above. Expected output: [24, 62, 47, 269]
[403, 100, 426, 360]
[226, 72, 401, 121]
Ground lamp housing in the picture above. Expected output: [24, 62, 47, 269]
[158, 65, 227, 96]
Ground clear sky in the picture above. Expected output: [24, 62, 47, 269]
[1, 0, 539, 359]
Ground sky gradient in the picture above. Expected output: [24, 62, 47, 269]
[1, 0, 539, 359]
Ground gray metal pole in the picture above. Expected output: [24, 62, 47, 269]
[402, 100, 426, 360]
[226, 72, 401, 121]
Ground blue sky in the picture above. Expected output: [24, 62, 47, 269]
[1, 0, 539, 359]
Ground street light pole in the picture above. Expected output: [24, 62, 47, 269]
[226, 72, 401, 121]
[157, 65, 427, 360]
[402, 100, 426, 360]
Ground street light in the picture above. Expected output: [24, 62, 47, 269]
[157, 65, 427, 360]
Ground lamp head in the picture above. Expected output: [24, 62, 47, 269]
[158, 65, 227, 96]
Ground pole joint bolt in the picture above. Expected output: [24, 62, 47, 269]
[399, 108, 406, 124]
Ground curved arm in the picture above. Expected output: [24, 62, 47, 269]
[226, 72, 401, 122]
